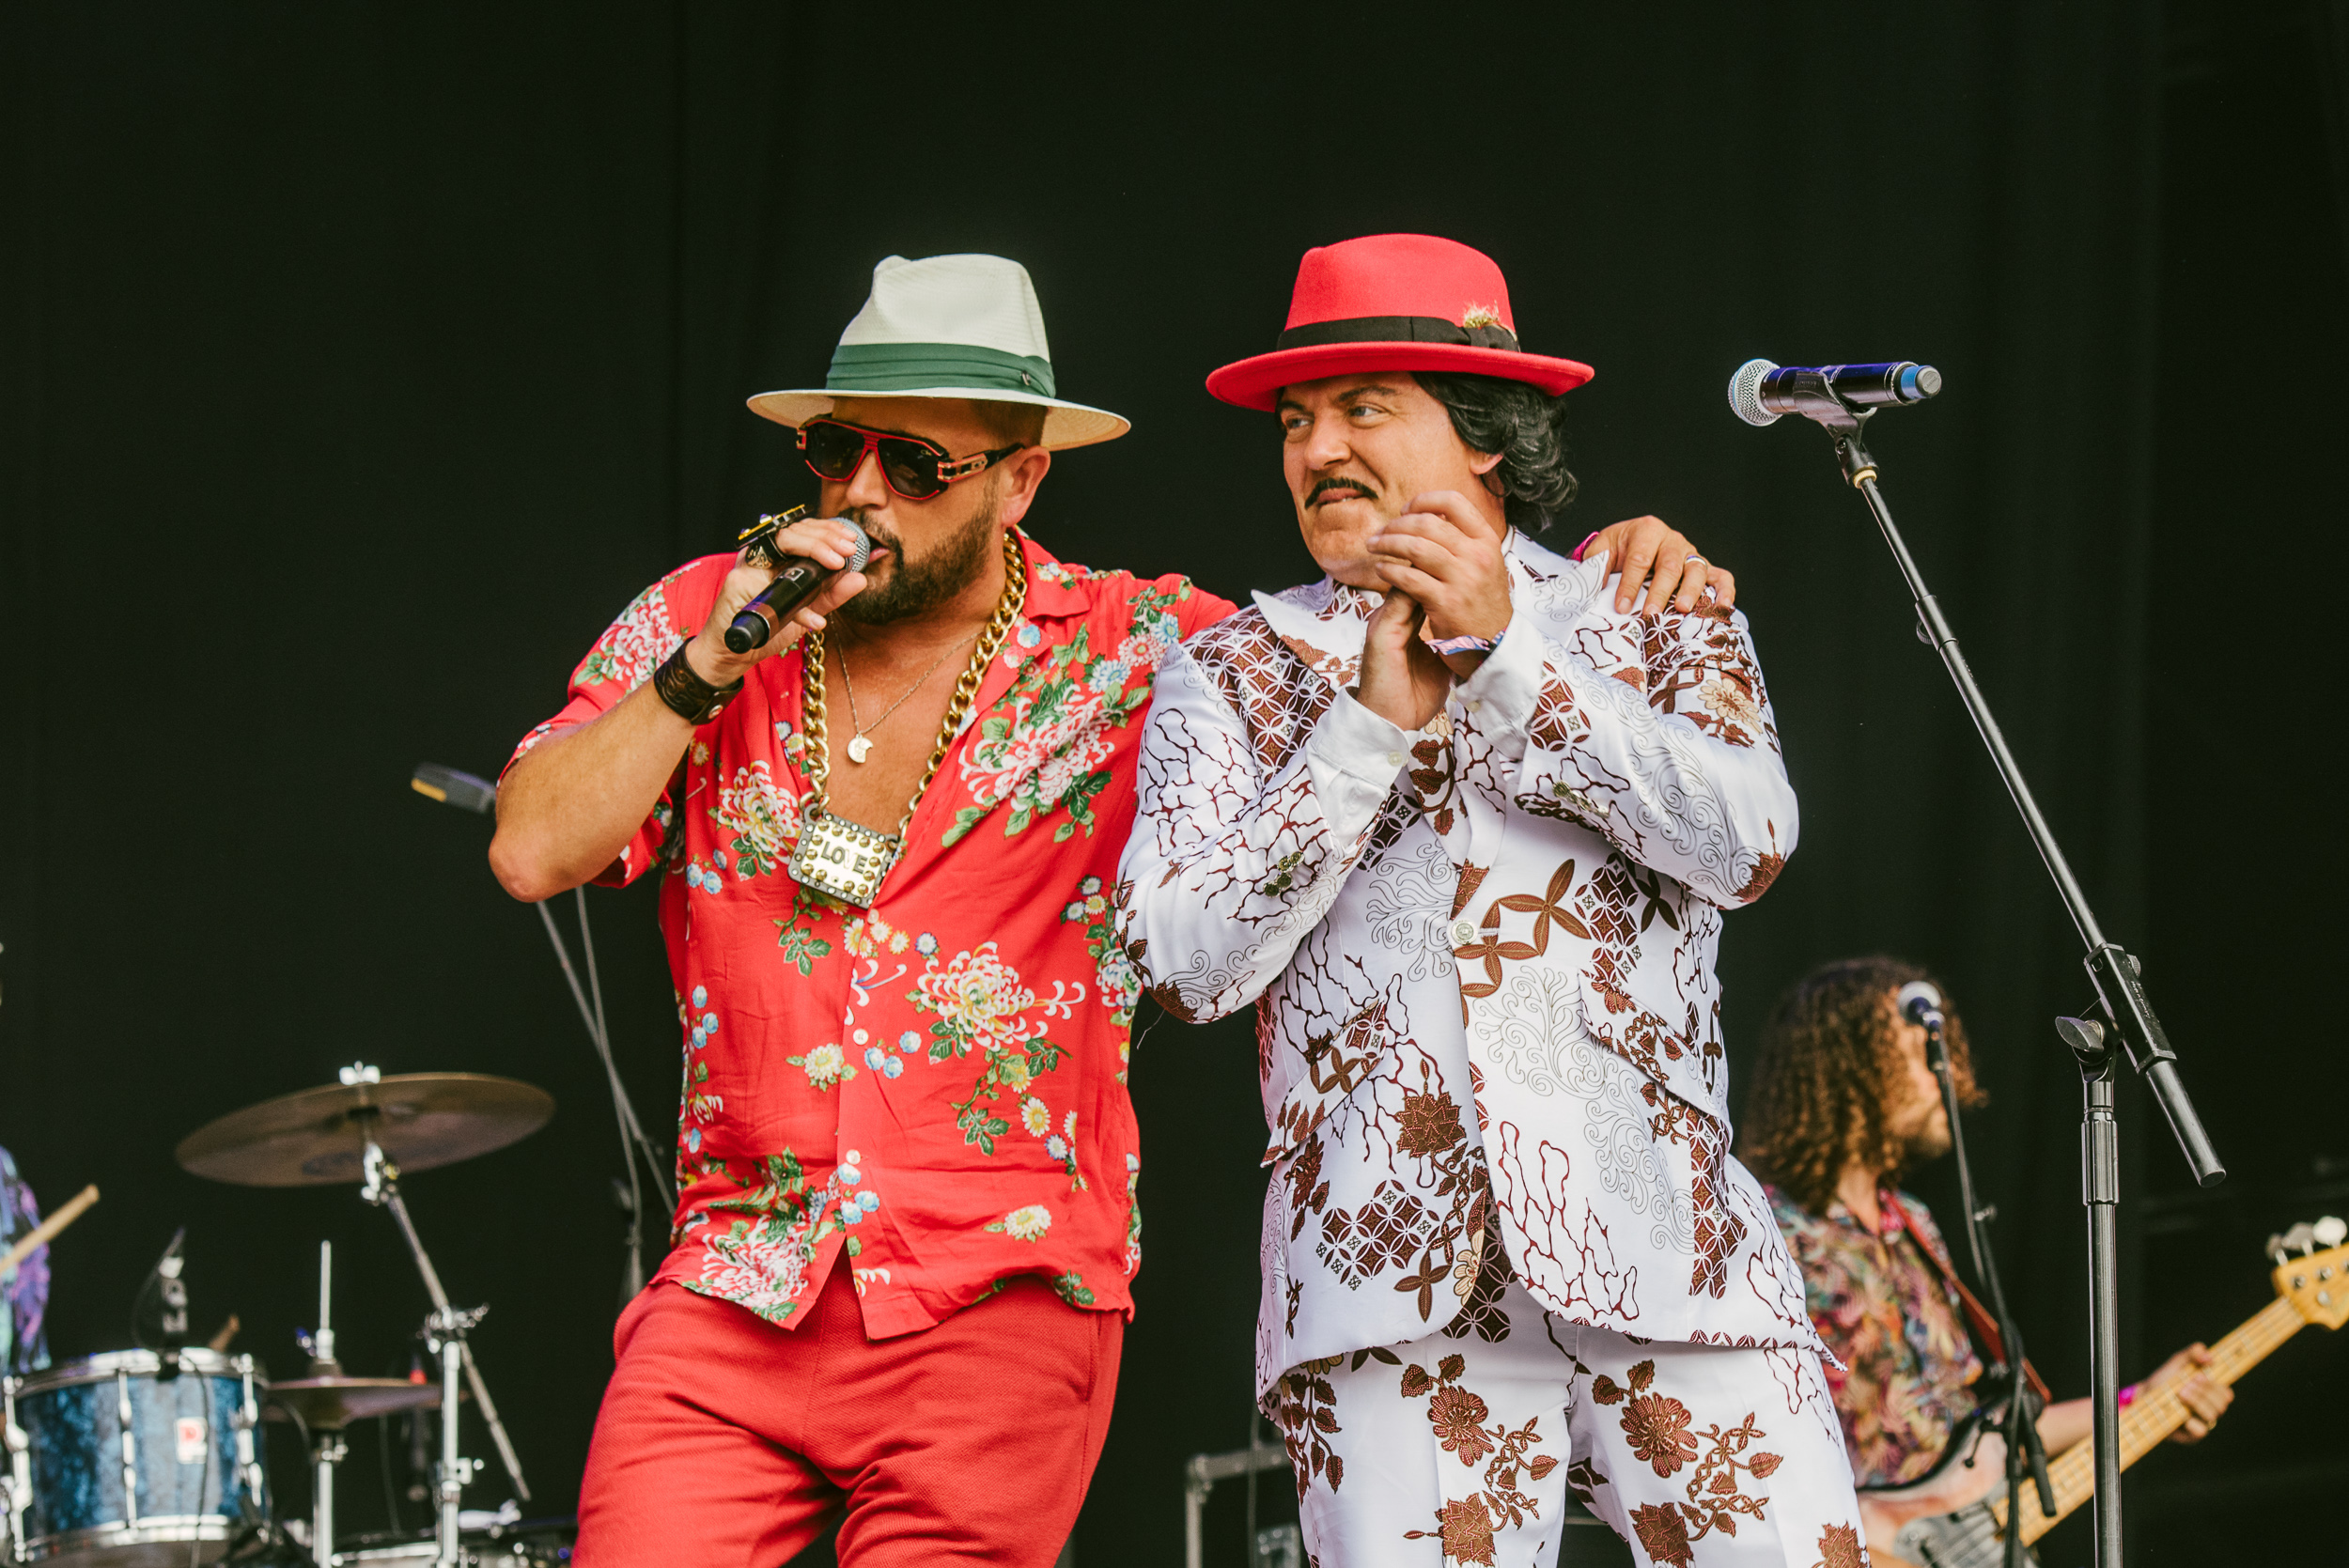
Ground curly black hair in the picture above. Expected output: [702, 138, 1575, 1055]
[1412, 370, 1579, 533]
[1735, 955, 1986, 1214]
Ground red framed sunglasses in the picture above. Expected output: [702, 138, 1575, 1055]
[797, 417, 1022, 502]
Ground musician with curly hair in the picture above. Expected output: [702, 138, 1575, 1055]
[1740, 957, 2232, 1519]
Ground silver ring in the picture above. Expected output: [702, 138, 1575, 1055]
[1684, 554, 1707, 568]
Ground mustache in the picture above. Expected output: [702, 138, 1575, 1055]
[1307, 477, 1377, 506]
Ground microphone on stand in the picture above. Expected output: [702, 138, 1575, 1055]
[723, 520, 872, 653]
[1728, 359, 1941, 427]
[1896, 979, 1946, 1031]
[411, 764, 496, 814]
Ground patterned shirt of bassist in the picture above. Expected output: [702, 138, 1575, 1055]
[1766, 1183, 1984, 1486]
[510, 528, 1233, 1337]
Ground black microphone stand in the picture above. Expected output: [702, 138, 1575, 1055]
[412, 767, 677, 1310]
[536, 889, 675, 1306]
[1762, 381, 2226, 1568]
[1923, 1013, 2055, 1567]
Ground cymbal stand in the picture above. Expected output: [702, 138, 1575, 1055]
[345, 1070, 530, 1512]
[423, 1304, 485, 1568]
[304, 1241, 344, 1565]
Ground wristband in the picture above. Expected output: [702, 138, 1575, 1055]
[1428, 631, 1499, 657]
[652, 641, 743, 726]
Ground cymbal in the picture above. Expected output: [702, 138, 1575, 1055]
[176, 1073, 554, 1188]
[264, 1376, 456, 1430]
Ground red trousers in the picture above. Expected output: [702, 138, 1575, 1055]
[575, 1261, 1124, 1567]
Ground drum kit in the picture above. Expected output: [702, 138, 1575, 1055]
[0, 1063, 571, 1568]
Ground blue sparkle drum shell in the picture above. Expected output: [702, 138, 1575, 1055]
[6, 1349, 269, 1567]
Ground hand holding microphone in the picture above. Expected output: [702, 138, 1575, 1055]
[723, 517, 874, 653]
[684, 515, 873, 687]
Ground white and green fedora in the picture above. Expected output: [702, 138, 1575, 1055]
[748, 253, 1129, 450]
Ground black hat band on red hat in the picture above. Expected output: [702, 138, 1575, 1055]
[1273, 315, 1522, 354]
[1208, 235, 1591, 411]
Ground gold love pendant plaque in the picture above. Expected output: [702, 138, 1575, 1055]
[787, 810, 898, 908]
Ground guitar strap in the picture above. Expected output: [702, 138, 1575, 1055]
[1879, 1190, 2052, 1405]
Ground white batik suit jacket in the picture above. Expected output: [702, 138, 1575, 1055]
[1116, 531, 1828, 1399]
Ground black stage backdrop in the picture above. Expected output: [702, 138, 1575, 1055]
[3, 4, 2343, 1562]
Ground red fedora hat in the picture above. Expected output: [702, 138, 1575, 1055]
[1206, 234, 1595, 411]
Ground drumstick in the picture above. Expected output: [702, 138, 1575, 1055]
[0, 1184, 98, 1275]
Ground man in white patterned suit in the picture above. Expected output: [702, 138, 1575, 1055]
[1115, 235, 1864, 1566]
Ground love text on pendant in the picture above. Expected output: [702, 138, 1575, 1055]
[786, 810, 897, 908]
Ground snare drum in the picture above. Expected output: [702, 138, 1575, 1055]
[2, 1349, 269, 1566]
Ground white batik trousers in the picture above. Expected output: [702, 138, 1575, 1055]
[1269, 1281, 1865, 1568]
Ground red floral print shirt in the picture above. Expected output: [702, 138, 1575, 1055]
[511, 529, 1231, 1337]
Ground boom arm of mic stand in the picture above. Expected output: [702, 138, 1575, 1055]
[1829, 424, 2223, 1188]
[567, 888, 651, 1307]
[536, 899, 677, 1211]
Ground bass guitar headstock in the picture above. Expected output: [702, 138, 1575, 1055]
[2270, 1216, 2349, 1329]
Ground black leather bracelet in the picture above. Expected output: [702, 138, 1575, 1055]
[651, 641, 743, 725]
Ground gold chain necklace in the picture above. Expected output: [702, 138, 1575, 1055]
[836, 632, 974, 764]
[786, 530, 1028, 907]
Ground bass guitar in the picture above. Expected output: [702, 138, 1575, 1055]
[1858, 1215, 2348, 1567]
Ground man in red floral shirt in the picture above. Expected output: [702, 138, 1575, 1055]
[491, 253, 1722, 1565]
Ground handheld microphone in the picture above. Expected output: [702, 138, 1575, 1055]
[1896, 980, 1946, 1031]
[1728, 360, 1942, 427]
[723, 520, 872, 654]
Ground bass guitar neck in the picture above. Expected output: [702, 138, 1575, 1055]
[1997, 1295, 2300, 1543]
[1870, 1219, 2346, 1568]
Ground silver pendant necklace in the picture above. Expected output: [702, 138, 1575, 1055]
[836, 632, 974, 763]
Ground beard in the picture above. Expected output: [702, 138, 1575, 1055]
[1909, 1119, 1952, 1160]
[837, 485, 1001, 626]
[1895, 1108, 1953, 1170]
